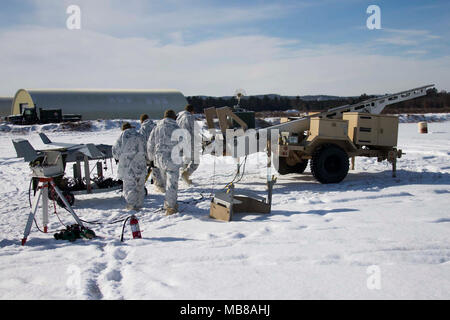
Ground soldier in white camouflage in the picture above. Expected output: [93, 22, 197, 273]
[176, 104, 201, 185]
[139, 114, 156, 142]
[112, 122, 147, 211]
[139, 114, 165, 193]
[147, 110, 184, 215]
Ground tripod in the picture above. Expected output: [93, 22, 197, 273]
[22, 177, 84, 246]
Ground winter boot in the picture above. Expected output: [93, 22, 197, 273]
[165, 203, 179, 216]
[165, 207, 178, 216]
[181, 170, 192, 185]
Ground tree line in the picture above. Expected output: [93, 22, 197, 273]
[187, 88, 450, 115]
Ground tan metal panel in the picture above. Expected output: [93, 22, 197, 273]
[309, 118, 348, 139]
[343, 112, 398, 147]
[204, 107, 217, 129]
[377, 115, 399, 146]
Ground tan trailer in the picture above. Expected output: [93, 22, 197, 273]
[204, 85, 434, 184]
[276, 112, 402, 183]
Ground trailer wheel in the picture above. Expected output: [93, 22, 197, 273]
[296, 159, 309, 174]
[311, 144, 349, 184]
[276, 157, 309, 175]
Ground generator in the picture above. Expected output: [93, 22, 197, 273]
[343, 112, 399, 147]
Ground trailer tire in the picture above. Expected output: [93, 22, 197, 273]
[276, 157, 309, 175]
[295, 159, 309, 174]
[311, 144, 349, 184]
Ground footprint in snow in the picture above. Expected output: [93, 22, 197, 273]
[433, 189, 450, 195]
[252, 226, 275, 237]
[202, 233, 218, 240]
[113, 248, 127, 261]
[106, 270, 122, 282]
[229, 232, 246, 239]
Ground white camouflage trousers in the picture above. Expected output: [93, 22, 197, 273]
[151, 167, 165, 188]
[123, 175, 146, 209]
[158, 169, 179, 209]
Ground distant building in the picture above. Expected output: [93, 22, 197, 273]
[0, 97, 13, 117]
[11, 89, 188, 120]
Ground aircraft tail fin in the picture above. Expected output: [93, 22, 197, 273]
[12, 139, 39, 162]
[39, 133, 52, 144]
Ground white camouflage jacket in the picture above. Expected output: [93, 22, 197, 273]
[112, 129, 147, 180]
[147, 118, 184, 171]
[176, 111, 202, 158]
[139, 119, 156, 142]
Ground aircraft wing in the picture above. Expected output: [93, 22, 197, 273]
[95, 144, 113, 159]
[39, 132, 81, 149]
[37, 133, 113, 162]
[62, 144, 112, 162]
[76, 144, 106, 159]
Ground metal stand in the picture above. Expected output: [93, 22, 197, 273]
[22, 177, 84, 246]
[392, 157, 397, 178]
[266, 140, 276, 208]
[209, 143, 276, 222]
[388, 150, 399, 178]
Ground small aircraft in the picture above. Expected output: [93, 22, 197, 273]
[12, 133, 120, 200]
[12, 133, 112, 163]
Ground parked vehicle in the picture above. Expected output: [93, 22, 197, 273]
[7, 107, 82, 125]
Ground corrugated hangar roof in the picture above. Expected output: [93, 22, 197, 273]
[0, 97, 13, 117]
[12, 89, 188, 120]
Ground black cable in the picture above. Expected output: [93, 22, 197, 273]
[28, 178, 33, 208]
[56, 194, 127, 225]
[223, 159, 243, 189]
[59, 199, 164, 226]
[223, 156, 248, 190]
[80, 217, 127, 225]
[234, 156, 248, 184]
[179, 193, 206, 205]
[50, 194, 67, 228]
[120, 216, 131, 242]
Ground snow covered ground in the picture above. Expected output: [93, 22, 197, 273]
[0, 119, 449, 300]
[1, 113, 450, 134]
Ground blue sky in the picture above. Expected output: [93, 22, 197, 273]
[0, 0, 448, 96]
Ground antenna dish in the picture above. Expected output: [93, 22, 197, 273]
[235, 88, 246, 98]
[234, 89, 247, 108]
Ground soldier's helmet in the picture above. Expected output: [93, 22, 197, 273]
[164, 110, 177, 120]
[122, 122, 134, 131]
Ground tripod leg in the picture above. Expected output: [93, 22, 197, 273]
[392, 157, 397, 178]
[50, 181, 84, 227]
[42, 181, 49, 233]
[22, 186, 43, 245]
[84, 156, 92, 194]
[266, 140, 272, 191]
